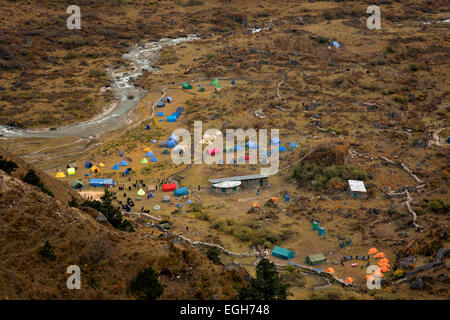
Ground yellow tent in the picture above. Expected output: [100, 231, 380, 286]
[90, 165, 100, 173]
[99, 163, 105, 168]
[55, 172, 66, 178]
[67, 168, 76, 175]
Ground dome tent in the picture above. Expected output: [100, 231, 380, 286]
[145, 151, 154, 157]
[140, 158, 148, 164]
[137, 189, 145, 196]
[112, 164, 120, 170]
[119, 160, 128, 166]
[174, 187, 189, 197]
[150, 156, 158, 162]
[157, 111, 164, 116]
[55, 171, 66, 178]
[85, 161, 93, 169]
[182, 82, 192, 90]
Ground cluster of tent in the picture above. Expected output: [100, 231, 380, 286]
[365, 248, 391, 280]
[140, 147, 158, 164]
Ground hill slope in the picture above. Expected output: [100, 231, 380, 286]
[0, 149, 245, 299]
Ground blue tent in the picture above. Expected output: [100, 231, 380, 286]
[90, 178, 114, 187]
[272, 246, 295, 260]
[152, 140, 157, 143]
[187, 199, 192, 205]
[85, 161, 93, 168]
[147, 192, 154, 199]
[169, 134, 179, 142]
[146, 124, 150, 130]
[166, 116, 177, 122]
[231, 79, 235, 85]
[330, 41, 340, 48]
[84, 173, 90, 177]
[119, 160, 128, 166]
[174, 187, 189, 197]
[284, 194, 290, 202]
[279, 146, 287, 152]
[119, 150, 124, 157]
[157, 101, 164, 108]
[176, 107, 184, 114]
[289, 142, 298, 148]
[270, 137, 280, 145]
[166, 96, 173, 103]
[447, 137, 450, 144]
[157, 111, 164, 117]
[150, 156, 158, 162]
[166, 140, 176, 148]
[172, 112, 179, 119]
[124, 168, 131, 176]
[145, 151, 154, 157]
[112, 164, 119, 170]
[235, 145, 243, 151]
[246, 141, 258, 149]
[176, 203, 184, 208]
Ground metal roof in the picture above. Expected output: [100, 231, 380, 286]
[209, 174, 269, 184]
[348, 180, 367, 192]
[213, 181, 241, 188]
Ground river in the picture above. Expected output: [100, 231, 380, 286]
[0, 34, 199, 139]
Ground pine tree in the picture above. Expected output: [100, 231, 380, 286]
[239, 258, 290, 300]
[130, 266, 164, 300]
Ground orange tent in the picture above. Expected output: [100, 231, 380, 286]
[374, 252, 386, 259]
[252, 203, 261, 208]
[368, 248, 378, 255]
[374, 270, 384, 278]
[325, 268, 335, 274]
[144, 147, 151, 152]
[344, 277, 354, 284]
[379, 258, 390, 264]
[380, 265, 390, 273]
[271, 197, 278, 202]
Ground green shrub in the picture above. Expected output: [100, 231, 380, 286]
[22, 169, 53, 197]
[393, 269, 406, 280]
[206, 247, 221, 265]
[130, 266, 164, 300]
[0, 156, 18, 175]
[408, 63, 420, 71]
[316, 35, 329, 44]
[39, 240, 56, 261]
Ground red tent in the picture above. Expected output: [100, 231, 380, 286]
[162, 183, 177, 192]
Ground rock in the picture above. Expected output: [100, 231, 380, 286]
[410, 277, 426, 290]
[398, 256, 416, 269]
[415, 137, 427, 148]
[96, 212, 108, 222]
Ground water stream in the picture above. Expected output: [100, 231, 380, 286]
[0, 34, 199, 139]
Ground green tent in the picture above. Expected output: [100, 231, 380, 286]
[305, 253, 326, 266]
[140, 158, 148, 164]
[67, 168, 76, 175]
[198, 86, 205, 92]
[182, 82, 192, 90]
[210, 78, 220, 86]
[137, 188, 145, 196]
[272, 246, 295, 260]
[161, 148, 170, 155]
[71, 179, 84, 189]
